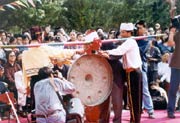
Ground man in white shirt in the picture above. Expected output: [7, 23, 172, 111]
[99, 23, 142, 123]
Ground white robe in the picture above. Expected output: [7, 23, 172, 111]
[14, 71, 27, 106]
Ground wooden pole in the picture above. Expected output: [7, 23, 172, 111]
[0, 34, 165, 48]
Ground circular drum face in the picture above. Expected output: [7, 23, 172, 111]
[68, 54, 113, 106]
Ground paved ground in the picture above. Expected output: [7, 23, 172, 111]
[1, 110, 180, 123]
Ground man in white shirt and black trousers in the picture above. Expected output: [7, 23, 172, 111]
[98, 23, 142, 123]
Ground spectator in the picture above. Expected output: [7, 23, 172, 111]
[167, 23, 180, 118]
[155, 23, 162, 34]
[0, 65, 6, 82]
[4, 51, 21, 99]
[157, 53, 171, 94]
[146, 40, 161, 84]
[150, 82, 168, 110]
[135, 20, 155, 118]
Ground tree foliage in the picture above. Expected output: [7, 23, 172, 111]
[0, 0, 15, 6]
[0, 0, 179, 32]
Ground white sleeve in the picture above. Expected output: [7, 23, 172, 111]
[107, 39, 135, 56]
[55, 78, 75, 95]
[157, 63, 162, 75]
[160, 74, 166, 82]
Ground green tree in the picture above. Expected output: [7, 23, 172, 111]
[62, 0, 171, 31]
[0, 0, 15, 6]
[62, 0, 116, 32]
[176, 0, 180, 14]
[0, 0, 66, 32]
[0, 0, 179, 33]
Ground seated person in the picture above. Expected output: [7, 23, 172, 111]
[0, 82, 13, 120]
[150, 82, 168, 110]
[0, 82, 7, 94]
[0, 65, 6, 83]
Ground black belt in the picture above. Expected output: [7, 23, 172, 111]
[34, 114, 47, 118]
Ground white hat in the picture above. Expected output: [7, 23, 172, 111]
[155, 23, 160, 29]
[85, 31, 99, 42]
[148, 27, 154, 32]
[120, 23, 134, 31]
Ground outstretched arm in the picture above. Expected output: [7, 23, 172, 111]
[167, 27, 176, 47]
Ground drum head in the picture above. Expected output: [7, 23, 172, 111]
[68, 54, 113, 106]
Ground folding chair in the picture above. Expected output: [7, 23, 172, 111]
[0, 82, 21, 123]
[0, 92, 16, 123]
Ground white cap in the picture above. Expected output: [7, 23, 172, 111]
[85, 31, 99, 42]
[155, 23, 160, 29]
[120, 23, 134, 31]
[148, 27, 154, 32]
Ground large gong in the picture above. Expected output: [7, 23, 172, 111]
[67, 54, 113, 106]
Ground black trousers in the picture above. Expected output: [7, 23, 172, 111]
[109, 60, 126, 123]
[127, 69, 142, 123]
